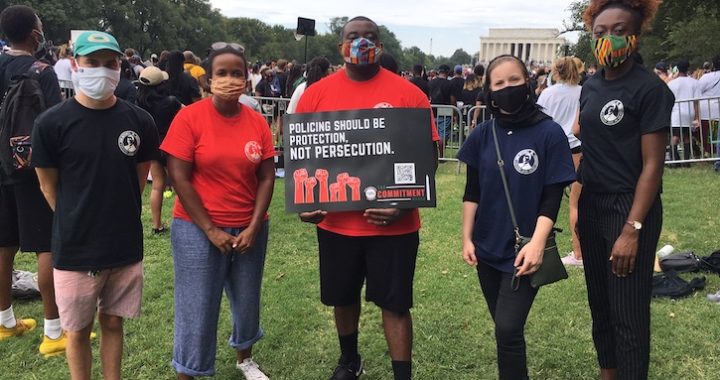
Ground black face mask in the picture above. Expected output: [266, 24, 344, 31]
[490, 84, 530, 114]
[487, 83, 548, 126]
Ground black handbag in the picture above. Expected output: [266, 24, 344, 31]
[659, 252, 701, 273]
[490, 120, 569, 290]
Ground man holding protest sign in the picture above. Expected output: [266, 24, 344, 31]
[294, 16, 439, 380]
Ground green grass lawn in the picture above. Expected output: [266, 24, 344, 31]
[3, 164, 720, 379]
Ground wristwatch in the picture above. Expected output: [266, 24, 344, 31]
[626, 220, 642, 231]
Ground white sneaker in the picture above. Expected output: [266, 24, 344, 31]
[561, 251, 584, 267]
[236, 358, 269, 380]
[707, 290, 720, 303]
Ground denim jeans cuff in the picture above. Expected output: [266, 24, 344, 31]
[171, 359, 215, 377]
[228, 327, 264, 351]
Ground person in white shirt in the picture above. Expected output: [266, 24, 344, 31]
[249, 63, 262, 96]
[286, 56, 331, 114]
[667, 59, 700, 161]
[698, 55, 720, 158]
[52, 44, 73, 83]
[537, 56, 583, 267]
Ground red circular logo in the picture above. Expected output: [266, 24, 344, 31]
[244, 141, 262, 163]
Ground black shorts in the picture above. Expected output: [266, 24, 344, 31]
[317, 228, 419, 313]
[0, 176, 53, 252]
[670, 126, 692, 138]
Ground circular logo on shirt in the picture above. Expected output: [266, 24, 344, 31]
[118, 131, 140, 156]
[373, 102, 394, 109]
[364, 186, 378, 201]
[244, 141, 262, 163]
[513, 149, 538, 175]
[600, 100, 625, 126]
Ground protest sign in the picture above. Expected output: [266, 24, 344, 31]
[283, 108, 436, 212]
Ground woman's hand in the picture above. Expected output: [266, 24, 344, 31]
[364, 208, 409, 226]
[514, 239, 545, 277]
[462, 239, 477, 266]
[610, 226, 639, 277]
[299, 210, 327, 224]
[206, 227, 236, 255]
[232, 226, 258, 254]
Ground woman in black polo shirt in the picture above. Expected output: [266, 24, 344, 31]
[578, 1, 673, 379]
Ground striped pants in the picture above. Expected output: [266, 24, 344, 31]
[578, 192, 662, 380]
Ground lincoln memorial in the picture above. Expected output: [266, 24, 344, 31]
[479, 28, 568, 65]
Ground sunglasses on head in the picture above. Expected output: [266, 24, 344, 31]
[211, 42, 245, 53]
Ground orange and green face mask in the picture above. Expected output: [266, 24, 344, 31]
[593, 35, 637, 68]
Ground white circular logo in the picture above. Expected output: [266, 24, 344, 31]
[600, 100, 624, 126]
[364, 186, 378, 201]
[244, 141, 262, 163]
[118, 131, 140, 156]
[513, 149, 538, 175]
[373, 102, 393, 109]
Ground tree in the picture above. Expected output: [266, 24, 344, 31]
[2, 0, 99, 44]
[327, 16, 348, 37]
[565, 0, 720, 70]
[449, 48, 472, 66]
[378, 25, 402, 65]
[401, 46, 427, 71]
[226, 17, 272, 61]
[563, 1, 594, 65]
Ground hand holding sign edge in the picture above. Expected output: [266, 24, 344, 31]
[299, 210, 327, 224]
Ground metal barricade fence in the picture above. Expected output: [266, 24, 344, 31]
[252, 95, 719, 174]
[253, 96, 290, 144]
[58, 79, 74, 100]
[666, 95, 720, 165]
[430, 104, 463, 161]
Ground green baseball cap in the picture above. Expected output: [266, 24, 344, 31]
[73, 31, 122, 57]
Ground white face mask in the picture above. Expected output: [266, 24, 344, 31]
[71, 66, 120, 100]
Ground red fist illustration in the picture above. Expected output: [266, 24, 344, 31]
[293, 169, 309, 204]
[347, 177, 362, 201]
[336, 173, 350, 202]
[315, 169, 329, 203]
[304, 177, 318, 204]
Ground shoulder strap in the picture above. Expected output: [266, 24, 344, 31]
[490, 119, 521, 241]
[26, 60, 49, 77]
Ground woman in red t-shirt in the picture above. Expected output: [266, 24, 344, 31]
[161, 45, 275, 380]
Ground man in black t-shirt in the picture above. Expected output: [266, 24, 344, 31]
[428, 64, 454, 105]
[408, 64, 429, 98]
[275, 59, 289, 97]
[32, 31, 159, 379]
[428, 64, 456, 158]
[450, 64, 465, 104]
[0, 5, 65, 357]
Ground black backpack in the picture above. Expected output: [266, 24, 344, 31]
[652, 271, 706, 299]
[699, 250, 720, 275]
[0, 60, 49, 177]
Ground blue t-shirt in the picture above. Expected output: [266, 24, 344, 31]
[457, 118, 576, 273]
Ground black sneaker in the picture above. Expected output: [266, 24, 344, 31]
[329, 355, 364, 380]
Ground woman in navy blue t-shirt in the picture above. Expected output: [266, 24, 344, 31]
[458, 55, 575, 379]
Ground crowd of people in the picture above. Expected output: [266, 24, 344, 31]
[1, 1, 720, 380]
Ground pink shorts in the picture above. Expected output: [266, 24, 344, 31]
[54, 262, 144, 332]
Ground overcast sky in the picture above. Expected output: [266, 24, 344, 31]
[209, 0, 580, 57]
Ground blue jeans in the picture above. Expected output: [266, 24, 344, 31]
[171, 218, 268, 376]
[436, 115, 452, 141]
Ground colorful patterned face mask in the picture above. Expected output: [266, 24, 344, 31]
[593, 34, 638, 68]
[341, 37, 383, 66]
